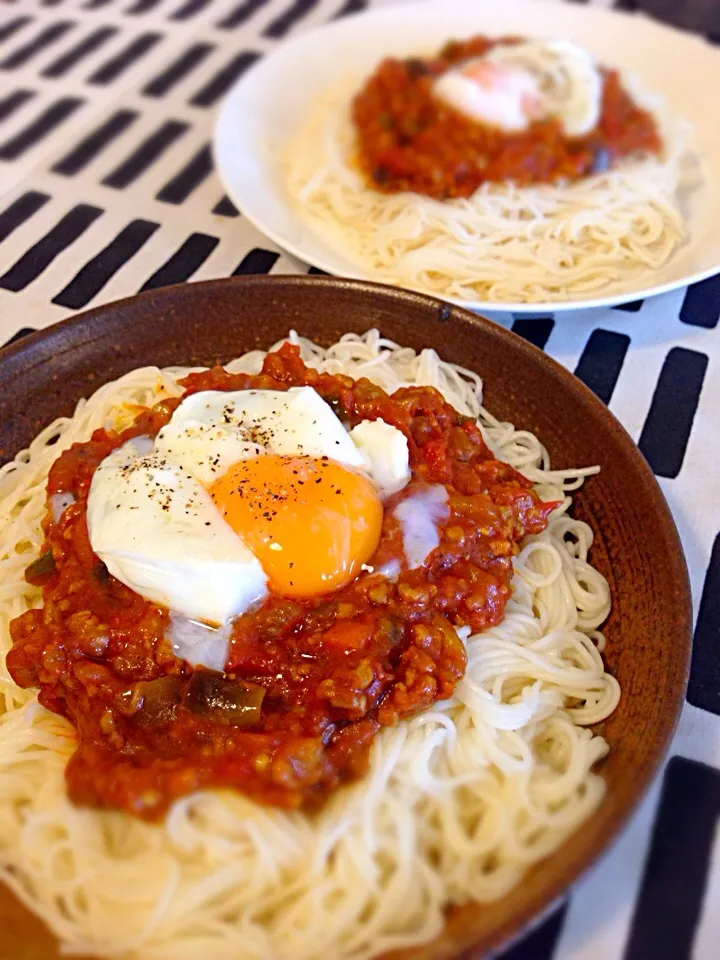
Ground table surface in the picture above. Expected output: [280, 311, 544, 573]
[0, 0, 719, 958]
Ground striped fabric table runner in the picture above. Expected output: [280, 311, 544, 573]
[0, 0, 719, 957]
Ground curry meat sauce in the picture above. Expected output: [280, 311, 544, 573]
[9, 344, 555, 818]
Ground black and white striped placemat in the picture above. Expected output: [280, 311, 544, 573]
[0, 0, 719, 957]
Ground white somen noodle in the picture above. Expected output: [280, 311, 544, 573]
[0, 331, 619, 959]
[284, 69, 695, 304]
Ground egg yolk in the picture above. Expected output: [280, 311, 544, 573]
[210, 455, 383, 598]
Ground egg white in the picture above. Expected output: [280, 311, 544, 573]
[433, 39, 603, 137]
[154, 387, 365, 486]
[349, 418, 410, 496]
[393, 485, 449, 570]
[434, 63, 541, 133]
[86, 438, 268, 626]
[486, 40, 602, 137]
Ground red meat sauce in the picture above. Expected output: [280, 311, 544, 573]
[8, 344, 556, 819]
[352, 35, 662, 199]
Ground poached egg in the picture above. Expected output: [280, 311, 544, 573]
[433, 39, 603, 137]
[86, 384, 424, 670]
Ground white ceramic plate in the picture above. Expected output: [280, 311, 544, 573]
[213, 0, 720, 313]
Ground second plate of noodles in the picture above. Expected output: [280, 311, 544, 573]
[214, 0, 720, 311]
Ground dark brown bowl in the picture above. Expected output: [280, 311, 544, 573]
[0, 277, 691, 960]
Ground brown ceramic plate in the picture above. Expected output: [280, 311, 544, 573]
[0, 277, 690, 960]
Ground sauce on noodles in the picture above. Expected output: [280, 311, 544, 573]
[352, 35, 662, 199]
[7, 344, 555, 820]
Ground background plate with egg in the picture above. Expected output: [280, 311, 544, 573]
[213, 0, 720, 313]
